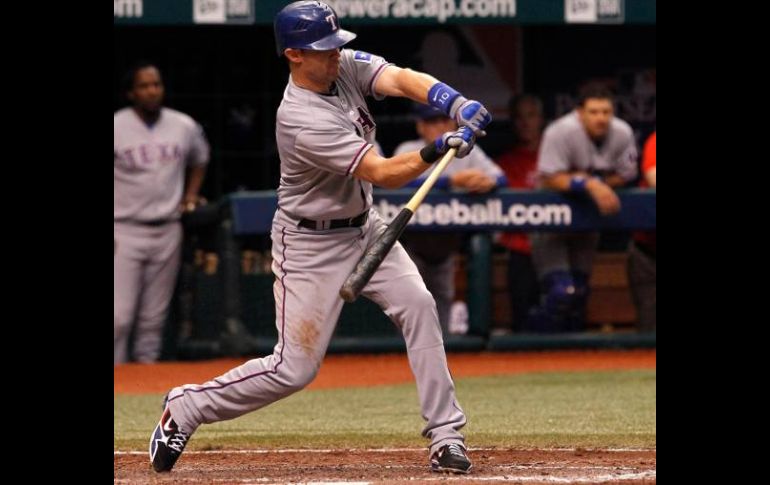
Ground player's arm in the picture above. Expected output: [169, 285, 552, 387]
[645, 167, 656, 187]
[450, 169, 496, 193]
[453, 149, 507, 193]
[540, 172, 620, 216]
[602, 173, 629, 188]
[373, 66, 437, 104]
[540, 172, 618, 192]
[354, 127, 475, 189]
[182, 122, 210, 211]
[183, 165, 207, 211]
[374, 66, 491, 136]
[353, 149, 431, 189]
[536, 132, 585, 193]
[540, 172, 581, 192]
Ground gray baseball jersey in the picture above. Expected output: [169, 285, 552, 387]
[537, 110, 638, 182]
[114, 107, 210, 222]
[114, 107, 209, 365]
[165, 49, 468, 457]
[275, 49, 390, 221]
[393, 139, 503, 180]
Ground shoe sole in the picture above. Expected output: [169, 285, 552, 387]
[431, 464, 473, 474]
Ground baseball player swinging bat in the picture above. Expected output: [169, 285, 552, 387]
[340, 147, 458, 302]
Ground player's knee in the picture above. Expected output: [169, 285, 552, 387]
[405, 284, 437, 315]
[383, 281, 437, 323]
[395, 285, 444, 342]
[275, 357, 319, 394]
[290, 367, 318, 391]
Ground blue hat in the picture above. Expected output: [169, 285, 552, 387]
[274, 1, 356, 57]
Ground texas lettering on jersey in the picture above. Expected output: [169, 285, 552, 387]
[117, 143, 184, 170]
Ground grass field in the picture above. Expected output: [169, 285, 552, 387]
[115, 369, 656, 451]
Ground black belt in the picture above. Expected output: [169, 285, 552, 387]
[298, 211, 368, 230]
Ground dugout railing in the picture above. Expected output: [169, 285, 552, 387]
[166, 189, 656, 359]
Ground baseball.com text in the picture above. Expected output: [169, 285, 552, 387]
[375, 199, 572, 226]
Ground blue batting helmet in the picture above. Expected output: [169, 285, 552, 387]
[274, 1, 357, 57]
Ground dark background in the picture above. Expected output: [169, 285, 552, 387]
[114, 24, 656, 200]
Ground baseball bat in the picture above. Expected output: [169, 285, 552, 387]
[339, 147, 458, 302]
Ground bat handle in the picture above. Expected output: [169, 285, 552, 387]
[406, 148, 457, 212]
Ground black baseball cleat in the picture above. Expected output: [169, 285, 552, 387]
[149, 397, 192, 472]
[430, 443, 473, 474]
